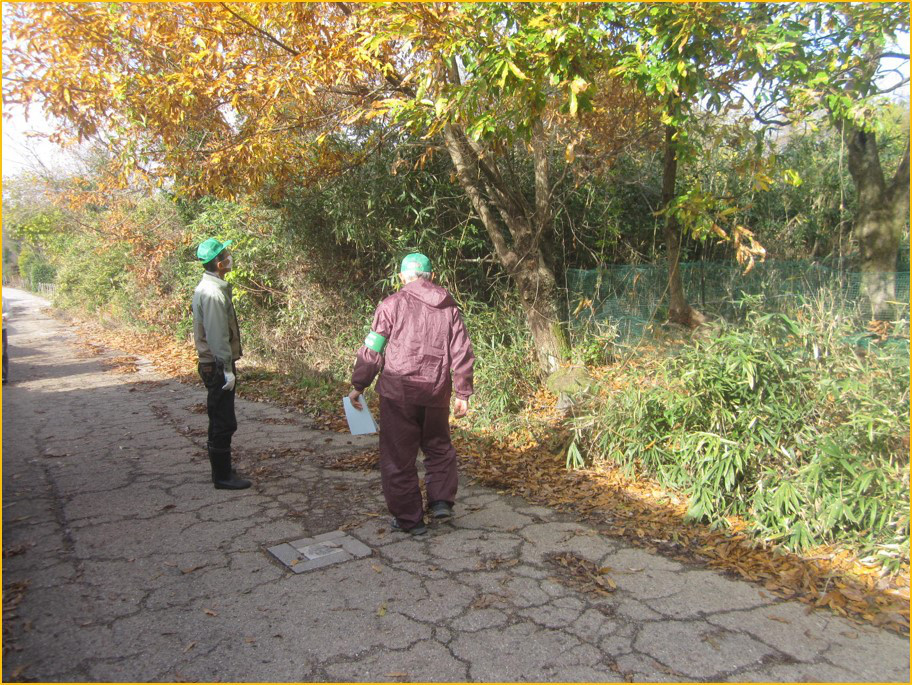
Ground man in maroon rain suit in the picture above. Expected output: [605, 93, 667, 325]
[349, 253, 474, 536]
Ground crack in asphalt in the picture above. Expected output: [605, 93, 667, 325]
[2, 288, 908, 683]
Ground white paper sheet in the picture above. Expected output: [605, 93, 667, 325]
[343, 396, 378, 435]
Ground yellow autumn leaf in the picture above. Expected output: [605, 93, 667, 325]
[507, 60, 528, 80]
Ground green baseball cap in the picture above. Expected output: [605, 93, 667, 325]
[196, 237, 232, 263]
[400, 252, 431, 274]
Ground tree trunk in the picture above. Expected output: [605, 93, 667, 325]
[661, 122, 704, 327]
[845, 127, 910, 320]
[442, 123, 570, 374]
[513, 258, 571, 373]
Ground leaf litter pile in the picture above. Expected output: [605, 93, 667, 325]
[547, 552, 617, 596]
[57, 310, 909, 634]
[455, 392, 909, 634]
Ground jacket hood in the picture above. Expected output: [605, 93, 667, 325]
[402, 278, 455, 308]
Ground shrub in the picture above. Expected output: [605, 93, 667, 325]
[571, 302, 910, 566]
[28, 261, 57, 289]
[462, 301, 538, 429]
[18, 246, 56, 289]
[54, 236, 135, 317]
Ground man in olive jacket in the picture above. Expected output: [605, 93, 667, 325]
[349, 253, 474, 535]
[192, 237, 251, 490]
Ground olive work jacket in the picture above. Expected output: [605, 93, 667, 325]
[192, 272, 242, 367]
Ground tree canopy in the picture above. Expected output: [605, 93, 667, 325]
[4, 2, 909, 349]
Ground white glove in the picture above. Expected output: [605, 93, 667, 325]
[222, 370, 236, 391]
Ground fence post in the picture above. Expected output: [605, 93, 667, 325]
[36, 282, 57, 297]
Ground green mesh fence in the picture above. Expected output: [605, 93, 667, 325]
[567, 259, 910, 341]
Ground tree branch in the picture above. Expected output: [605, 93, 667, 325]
[443, 124, 517, 270]
[876, 76, 910, 95]
[876, 51, 910, 60]
[461, 133, 530, 220]
[888, 138, 910, 216]
[218, 3, 300, 56]
[530, 119, 552, 236]
[733, 88, 789, 127]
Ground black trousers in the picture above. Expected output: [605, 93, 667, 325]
[198, 361, 237, 449]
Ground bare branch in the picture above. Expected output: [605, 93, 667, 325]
[733, 88, 790, 128]
[876, 51, 910, 60]
[876, 76, 910, 95]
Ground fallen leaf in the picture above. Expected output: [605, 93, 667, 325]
[203, 608, 217, 616]
[377, 602, 387, 617]
[597, 574, 617, 591]
[702, 634, 721, 650]
[470, 594, 505, 609]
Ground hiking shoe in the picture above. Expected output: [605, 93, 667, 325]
[391, 518, 428, 536]
[428, 501, 454, 520]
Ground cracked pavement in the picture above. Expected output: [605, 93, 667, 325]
[2, 287, 909, 682]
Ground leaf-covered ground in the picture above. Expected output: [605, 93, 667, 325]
[54, 309, 910, 635]
[454, 389, 909, 634]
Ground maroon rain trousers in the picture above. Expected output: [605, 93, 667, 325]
[379, 395, 458, 528]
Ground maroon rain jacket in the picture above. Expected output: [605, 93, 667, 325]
[352, 278, 474, 408]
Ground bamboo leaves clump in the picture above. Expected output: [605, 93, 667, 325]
[572, 306, 909, 568]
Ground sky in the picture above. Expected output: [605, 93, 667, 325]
[1, 105, 75, 178]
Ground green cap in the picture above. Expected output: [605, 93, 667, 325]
[400, 252, 431, 274]
[196, 237, 232, 263]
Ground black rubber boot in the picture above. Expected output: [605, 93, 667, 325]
[391, 518, 428, 536]
[207, 444, 251, 490]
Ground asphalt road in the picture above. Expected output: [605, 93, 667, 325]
[2, 286, 909, 682]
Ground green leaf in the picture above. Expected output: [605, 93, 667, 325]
[566, 440, 584, 469]
[809, 71, 830, 87]
[507, 60, 528, 80]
